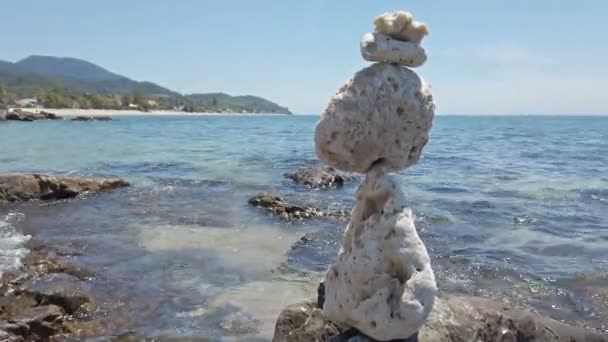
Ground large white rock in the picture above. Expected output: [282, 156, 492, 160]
[361, 32, 427, 67]
[314, 63, 434, 174]
[323, 164, 437, 340]
[374, 11, 429, 44]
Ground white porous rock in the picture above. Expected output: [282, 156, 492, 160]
[361, 32, 427, 67]
[314, 63, 434, 174]
[374, 11, 429, 44]
[323, 165, 437, 340]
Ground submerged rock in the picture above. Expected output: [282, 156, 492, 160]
[314, 63, 434, 174]
[0, 174, 129, 203]
[21, 273, 91, 314]
[273, 292, 608, 342]
[71, 116, 113, 122]
[285, 166, 356, 189]
[0, 244, 95, 341]
[4, 110, 62, 122]
[248, 194, 348, 221]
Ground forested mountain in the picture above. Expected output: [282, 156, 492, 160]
[0, 56, 291, 114]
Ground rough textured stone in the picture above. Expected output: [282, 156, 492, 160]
[361, 33, 427, 67]
[21, 273, 91, 314]
[374, 11, 429, 44]
[323, 165, 436, 340]
[0, 174, 129, 203]
[0, 243, 96, 341]
[248, 194, 348, 222]
[272, 302, 342, 342]
[10, 305, 63, 325]
[314, 63, 434, 174]
[273, 295, 608, 342]
[4, 110, 62, 122]
[285, 166, 356, 189]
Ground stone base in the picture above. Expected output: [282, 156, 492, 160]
[272, 291, 608, 342]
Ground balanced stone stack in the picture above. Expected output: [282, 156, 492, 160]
[314, 11, 436, 341]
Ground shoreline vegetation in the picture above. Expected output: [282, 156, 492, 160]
[0, 55, 292, 115]
[4, 107, 292, 117]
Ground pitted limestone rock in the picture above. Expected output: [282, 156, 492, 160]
[323, 165, 437, 340]
[374, 11, 429, 44]
[314, 63, 434, 174]
[361, 32, 427, 67]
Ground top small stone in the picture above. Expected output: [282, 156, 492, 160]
[374, 11, 429, 44]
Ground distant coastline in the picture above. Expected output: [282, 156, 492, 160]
[1, 55, 292, 115]
[7, 107, 290, 117]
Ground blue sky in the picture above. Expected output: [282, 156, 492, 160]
[2, 1, 607, 114]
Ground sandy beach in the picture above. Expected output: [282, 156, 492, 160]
[8, 107, 289, 117]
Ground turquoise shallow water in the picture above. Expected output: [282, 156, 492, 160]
[1, 115, 607, 337]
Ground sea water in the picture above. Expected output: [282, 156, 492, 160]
[1, 115, 607, 337]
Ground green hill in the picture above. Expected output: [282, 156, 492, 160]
[16, 56, 124, 82]
[0, 56, 291, 114]
[186, 93, 291, 114]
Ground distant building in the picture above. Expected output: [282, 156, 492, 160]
[128, 103, 139, 109]
[146, 100, 158, 107]
[16, 98, 39, 107]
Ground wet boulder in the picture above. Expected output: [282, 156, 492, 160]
[285, 166, 356, 189]
[273, 291, 608, 342]
[20, 273, 91, 314]
[0, 305, 65, 341]
[5, 110, 62, 121]
[248, 194, 348, 221]
[0, 174, 129, 203]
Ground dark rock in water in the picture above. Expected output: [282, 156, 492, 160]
[5, 109, 62, 121]
[0, 174, 129, 203]
[71, 116, 112, 121]
[248, 194, 348, 221]
[285, 166, 356, 189]
[0, 243, 96, 341]
[10, 304, 64, 325]
[21, 273, 91, 314]
[71, 116, 94, 121]
[39, 111, 62, 120]
[5, 111, 33, 122]
[1, 305, 65, 341]
[273, 301, 342, 342]
[273, 293, 608, 342]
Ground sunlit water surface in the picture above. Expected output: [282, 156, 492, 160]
[1, 115, 607, 338]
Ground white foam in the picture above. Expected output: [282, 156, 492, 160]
[0, 212, 31, 277]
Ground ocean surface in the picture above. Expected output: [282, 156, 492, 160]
[1, 115, 607, 338]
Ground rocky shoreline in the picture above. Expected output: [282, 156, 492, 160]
[0, 240, 100, 341]
[0, 172, 606, 340]
[0, 110, 62, 122]
[0, 174, 129, 203]
[0, 109, 116, 123]
[0, 174, 131, 340]
[272, 283, 608, 342]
